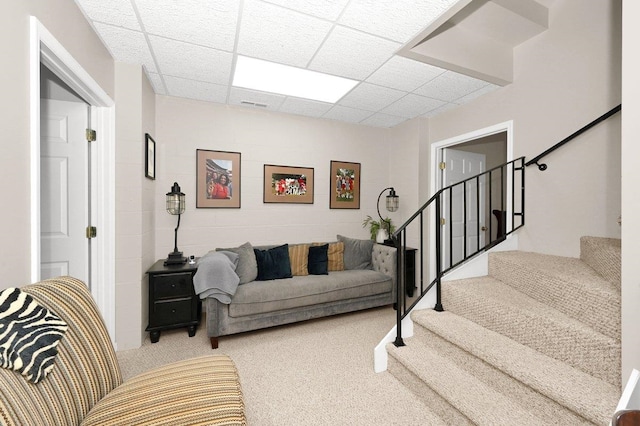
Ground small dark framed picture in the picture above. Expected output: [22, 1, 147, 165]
[145, 133, 156, 180]
[330, 161, 360, 209]
[263, 164, 314, 204]
[196, 149, 241, 208]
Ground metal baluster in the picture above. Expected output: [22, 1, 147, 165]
[489, 169, 493, 243]
[435, 194, 444, 312]
[476, 175, 480, 253]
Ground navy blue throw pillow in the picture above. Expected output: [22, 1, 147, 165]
[308, 244, 329, 275]
[254, 244, 293, 280]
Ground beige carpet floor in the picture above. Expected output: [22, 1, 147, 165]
[117, 306, 444, 425]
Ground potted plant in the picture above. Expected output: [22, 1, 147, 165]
[362, 215, 395, 242]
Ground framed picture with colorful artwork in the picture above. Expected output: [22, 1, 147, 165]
[196, 149, 241, 208]
[263, 164, 314, 204]
[330, 161, 360, 209]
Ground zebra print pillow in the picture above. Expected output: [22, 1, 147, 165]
[0, 287, 68, 384]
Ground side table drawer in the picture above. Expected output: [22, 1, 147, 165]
[153, 273, 193, 299]
[152, 299, 193, 327]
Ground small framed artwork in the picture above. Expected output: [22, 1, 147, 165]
[145, 133, 156, 180]
[263, 164, 314, 204]
[330, 161, 361, 209]
[196, 149, 241, 208]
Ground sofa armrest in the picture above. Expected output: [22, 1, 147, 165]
[81, 355, 245, 426]
[372, 243, 397, 290]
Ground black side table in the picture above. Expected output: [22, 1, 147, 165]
[146, 259, 200, 343]
[382, 243, 418, 297]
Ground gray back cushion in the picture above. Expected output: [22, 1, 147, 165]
[215, 242, 258, 284]
[337, 235, 373, 270]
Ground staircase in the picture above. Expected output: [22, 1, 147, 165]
[386, 236, 621, 426]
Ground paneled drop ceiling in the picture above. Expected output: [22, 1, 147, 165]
[74, 0, 550, 128]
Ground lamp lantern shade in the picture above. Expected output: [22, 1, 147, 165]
[164, 182, 187, 265]
[385, 188, 399, 212]
[377, 187, 400, 244]
[166, 182, 185, 215]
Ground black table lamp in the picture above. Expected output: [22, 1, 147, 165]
[377, 187, 399, 244]
[164, 182, 187, 265]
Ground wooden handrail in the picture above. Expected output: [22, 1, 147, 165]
[612, 410, 640, 426]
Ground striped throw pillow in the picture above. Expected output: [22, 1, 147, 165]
[288, 244, 310, 276]
[0, 287, 68, 383]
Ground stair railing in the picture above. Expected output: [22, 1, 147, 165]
[392, 157, 526, 347]
[525, 104, 621, 171]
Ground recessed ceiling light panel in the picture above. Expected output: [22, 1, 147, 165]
[233, 56, 358, 103]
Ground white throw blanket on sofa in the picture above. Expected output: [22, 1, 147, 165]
[193, 251, 240, 304]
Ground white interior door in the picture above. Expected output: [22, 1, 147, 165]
[40, 99, 88, 280]
[442, 148, 486, 268]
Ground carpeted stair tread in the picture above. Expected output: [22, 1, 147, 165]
[580, 236, 621, 286]
[411, 309, 618, 426]
[410, 323, 594, 426]
[386, 355, 474, 426]
[488, 251, 620, 340]
[387, 339, 550, 426]
[442, 276, 620, 386]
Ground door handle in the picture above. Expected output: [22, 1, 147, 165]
[481, 226, 487, 231]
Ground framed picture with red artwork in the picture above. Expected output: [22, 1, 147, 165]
[263, 164, 314, 204]
[196, 149, 241, 208]
[330, 160, 360, 209]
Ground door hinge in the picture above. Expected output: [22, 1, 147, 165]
[439, 162, 446, 170]
[86, 226, 97, 239]
[86, 129, 96, 142]
[440, 218, 446, 225]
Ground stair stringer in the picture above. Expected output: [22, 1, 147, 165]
[374, 234, 519, 373]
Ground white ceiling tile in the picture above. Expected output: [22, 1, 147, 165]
[337, 83, 405, 112]
[422, 102, 459, 117]
[310, 26, 400, 80]
[454, 83, 500, 104]
[164, 76, 228, 103]
[150, 35, 233, 85]
[381, 94, 446, 118]
[228, 87, 286, 110]
[278, 98, 333, 118]
[75, 0, 141, 30]
[339, 0, 458, 42]
[367, 56, 446, 92]
[146, 72, 166, 95]
[360, 113, 407, 128]
[238, 0, 333, 68]
[414, 71, 490, 102]
[261, 0, 349, 20]
[323, 105, 374, 124]
[134, 0, 239, 51]
[73, 0, 496, 128]
[93, 23, 157, 73]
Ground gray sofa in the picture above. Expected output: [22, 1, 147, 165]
[204, 239, 397, 349]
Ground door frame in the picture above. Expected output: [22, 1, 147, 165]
[429, 121, 513, 280]
[29, 17, 116, 342]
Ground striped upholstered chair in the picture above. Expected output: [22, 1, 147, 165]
[0, 277, 246, 425]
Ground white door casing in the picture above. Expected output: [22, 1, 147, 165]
[30, 17, 116, 345]
[40, 99, 88, 281]
[442, 148, 486, 268]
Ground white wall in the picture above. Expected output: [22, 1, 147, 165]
[114, 63, 156, 350]
[621, 0, 640, 387]
[427, 0, 621, 258]
[154, 97, 397, 259]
